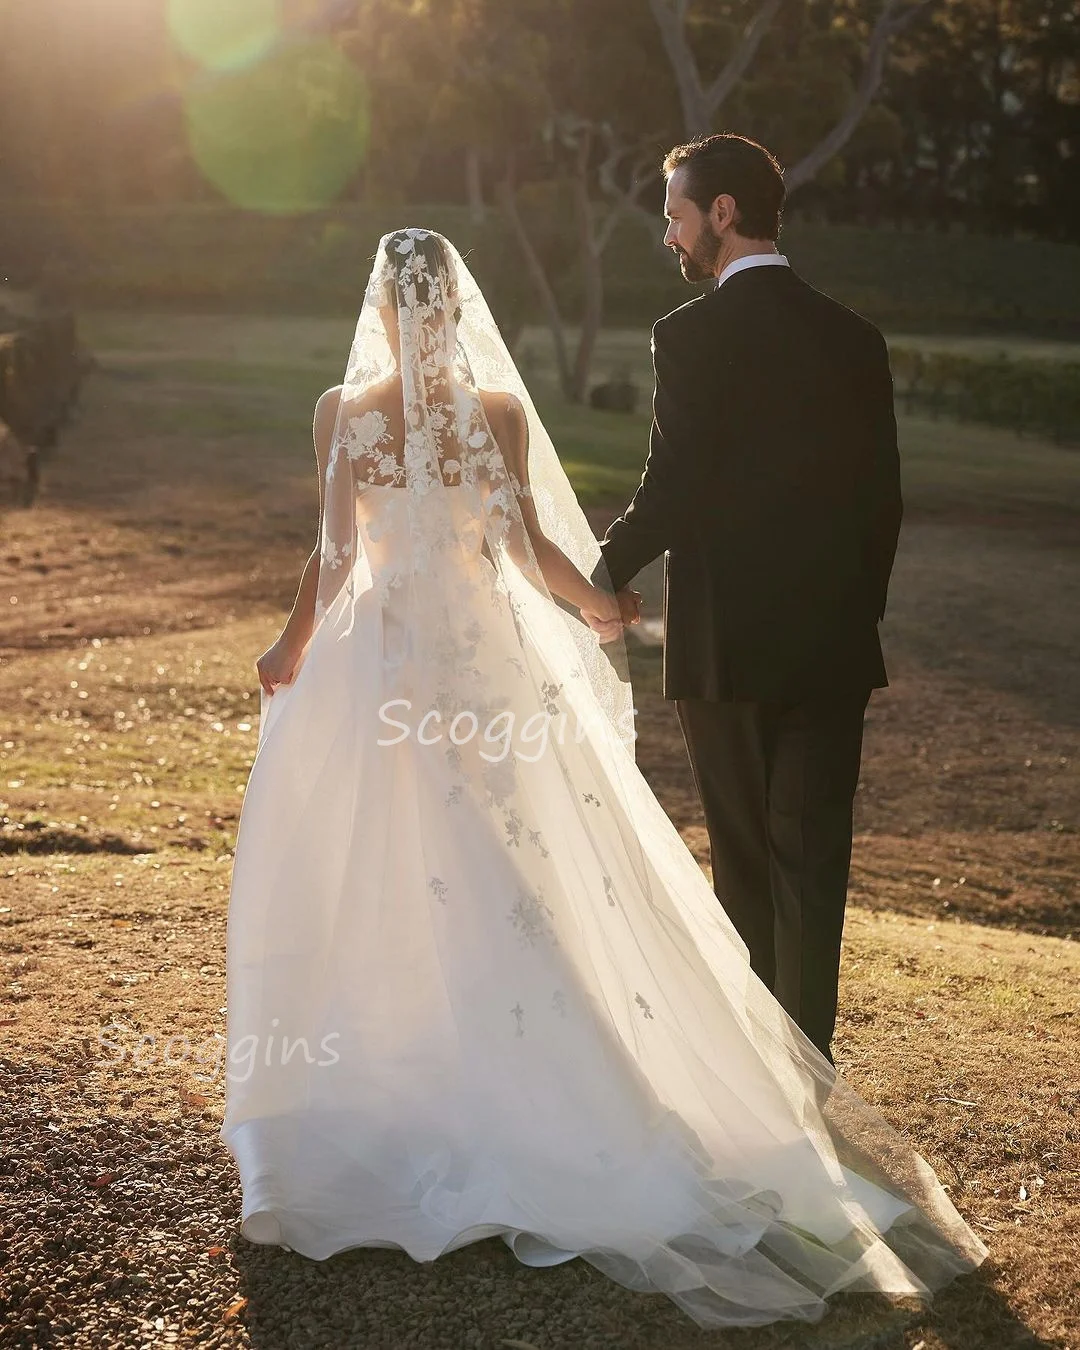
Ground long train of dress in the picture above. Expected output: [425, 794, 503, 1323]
[220, 486, 987, 1329]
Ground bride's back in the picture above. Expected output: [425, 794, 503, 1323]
[335, 375, 526, 495]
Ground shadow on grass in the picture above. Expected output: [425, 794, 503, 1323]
[0, 820, 152, 855]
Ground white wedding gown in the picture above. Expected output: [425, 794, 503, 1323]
[221, 480, 986, 1330]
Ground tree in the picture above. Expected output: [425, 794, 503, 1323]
[498, 117, 658, 402]
[646, 0, 928, 191]
[487, 0, 678, 402]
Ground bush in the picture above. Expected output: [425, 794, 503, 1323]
[5, 201, 1080, 338]
[0, 288, 83, 502]
[890, 347, 1080, 444]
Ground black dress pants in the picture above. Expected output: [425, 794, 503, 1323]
[674, 690, 871, 1064]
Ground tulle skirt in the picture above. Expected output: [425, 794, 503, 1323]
[220, 564, 987, 1329]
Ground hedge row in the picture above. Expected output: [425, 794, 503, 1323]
[890, 347, 1080, 445]
[6, 200, 1080, 337]
[0, 290, 82, 503]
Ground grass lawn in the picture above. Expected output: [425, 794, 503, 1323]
[0, 313, 1076, 1349]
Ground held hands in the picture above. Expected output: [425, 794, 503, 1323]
[580, 587, 642, 645]
[256, 635, 306, 698]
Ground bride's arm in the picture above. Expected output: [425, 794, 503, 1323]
[255, 385, 341, 696]
[484, 392, 619, 622]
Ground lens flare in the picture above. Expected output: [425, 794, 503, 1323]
[185, 38, 369, 214]
[168, 0, 281, 72]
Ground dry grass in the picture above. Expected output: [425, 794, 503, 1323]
[0, 315, 1077, 1349]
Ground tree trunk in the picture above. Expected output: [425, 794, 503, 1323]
[649, 0, 922, 198]
[570, 141, 603, 405]
[466, 146, 486, 224]
[497, 168, 574, 402]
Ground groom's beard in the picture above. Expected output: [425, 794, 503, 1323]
[677, 221, 722, 283]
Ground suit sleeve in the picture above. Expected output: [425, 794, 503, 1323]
[592, 316, 706, 595]
[860, 330, 903, 621]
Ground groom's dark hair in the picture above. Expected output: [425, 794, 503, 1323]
[663, 134, 785, 241]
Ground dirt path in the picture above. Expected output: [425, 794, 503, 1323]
[0, 332, 1077, 1349]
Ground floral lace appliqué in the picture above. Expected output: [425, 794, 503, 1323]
[508, 885, 556, 949]
[343, 409, 393, 463]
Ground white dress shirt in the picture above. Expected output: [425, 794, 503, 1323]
[715, 252, 790, 288]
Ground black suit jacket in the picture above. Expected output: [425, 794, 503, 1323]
[593, 263, 903, 703]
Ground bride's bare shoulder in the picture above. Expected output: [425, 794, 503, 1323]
[478, 388, 526, 437]
[315, 376, 402, 425]
[314, 383, 343, 420]
[312, 385, 343, 464]
[338, 376, 401, 418]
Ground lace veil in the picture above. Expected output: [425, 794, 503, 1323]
[311, 227, 635, 763]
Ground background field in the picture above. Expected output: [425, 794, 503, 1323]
[12, 201, 1080, 337]
[1, 314, 1078, 1349]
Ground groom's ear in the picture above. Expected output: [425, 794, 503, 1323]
[712, 193, 739, 233]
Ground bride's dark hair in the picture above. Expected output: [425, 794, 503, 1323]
[380, 228, 463, 325]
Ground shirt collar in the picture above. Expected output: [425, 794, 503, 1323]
[716, 253, 790, 289]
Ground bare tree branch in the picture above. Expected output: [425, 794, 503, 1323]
[784, 0, 929, 192]
[648, 0, 783, 135]
[497, 155, 574, 399]
[649, 0, 928, 195]
[704, 0, 785, 122]
[570, 127, 603, 402]
[595, 128, 661, 252]
[647, 0, 707, 135]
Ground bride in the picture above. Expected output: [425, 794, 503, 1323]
[219, 227, 986, 1329]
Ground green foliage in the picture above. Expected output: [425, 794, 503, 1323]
[1, 0, 1077, 242]
[11, 200, 1080, 342]
[891, 348, 1080, 445]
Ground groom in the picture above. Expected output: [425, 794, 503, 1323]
[587, 133, 902, 1067]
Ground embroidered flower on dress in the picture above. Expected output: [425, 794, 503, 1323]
[480, 762, 515, 811]
[540, 681, 562, 716]
[508, 886, 556, 948]
[503, 808, 523, 847]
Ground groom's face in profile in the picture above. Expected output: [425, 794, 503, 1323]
[663, 168, 723, 284]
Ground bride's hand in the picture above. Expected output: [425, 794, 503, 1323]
[256, 636, 304, 697]
[580, 586, 622, 644]
[583, 585, 621, 625]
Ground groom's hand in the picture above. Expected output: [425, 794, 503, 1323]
[617, 587, 642, 626]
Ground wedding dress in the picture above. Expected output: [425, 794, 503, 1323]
[220, 228, 987, 1329]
